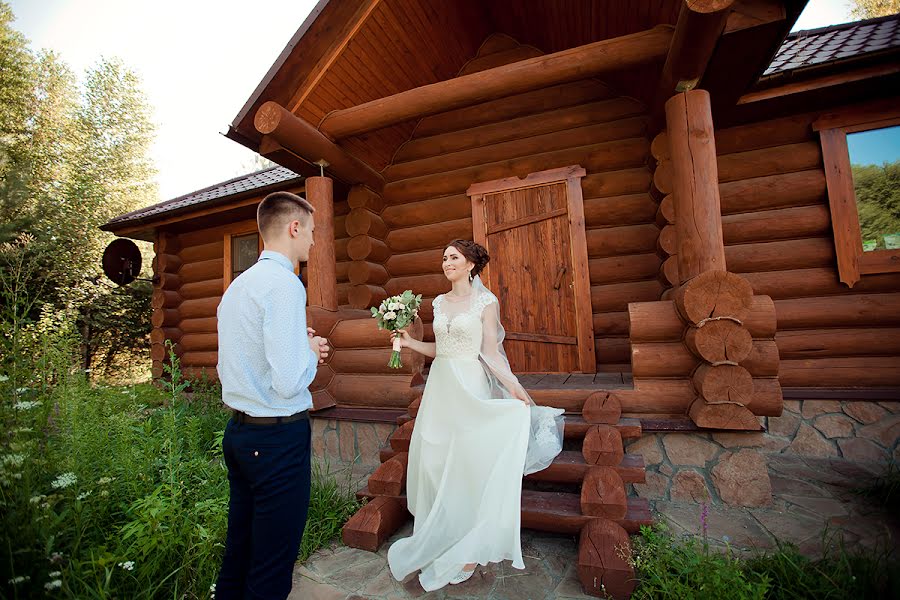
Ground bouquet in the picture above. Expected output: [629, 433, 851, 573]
[371, 290, 422, 368]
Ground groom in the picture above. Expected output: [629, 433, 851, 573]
[216, 191, 329, 599]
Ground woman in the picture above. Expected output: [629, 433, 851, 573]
[386, 239, 565, 591]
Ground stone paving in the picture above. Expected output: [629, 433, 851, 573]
[289, 458, 898, 600]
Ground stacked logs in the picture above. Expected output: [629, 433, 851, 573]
[346, 185, 390, 310]
[342, 390, 651, 598]
[306, 309, 425, 410]
[651, 132, 679, 292]
[151, 232, 183, 378]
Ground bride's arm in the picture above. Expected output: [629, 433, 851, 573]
[393, 329, 436, 358]
[481, 301, 530, 404]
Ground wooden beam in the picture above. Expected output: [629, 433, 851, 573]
[306, 176, 338, 310]
[652, 0, 734, 122]
[739, 64, 900, 105]
[254, 101, 384, 191]
[665, 90, 727, 280]
[317, 25, 673, 139]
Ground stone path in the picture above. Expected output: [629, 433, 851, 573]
[290, 454, 899, 600]
[289, 523, 593, 600]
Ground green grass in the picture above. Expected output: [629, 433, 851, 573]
[0, 361, 360, 599]
[629, 524, 900, 600]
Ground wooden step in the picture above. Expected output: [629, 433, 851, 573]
[377, 446, 644, 484]
[355, 486, 652, 535]
[394, 415, 642, 440]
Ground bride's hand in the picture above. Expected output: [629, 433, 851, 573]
[392, 328, 412, 348]
[512, 383, 532, 406]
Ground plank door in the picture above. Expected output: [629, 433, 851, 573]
[468, 166, 596, 373]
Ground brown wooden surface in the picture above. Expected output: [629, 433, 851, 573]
[693, 363, 754, 404]
[582, 425, 625, 466]
[653, 0, 734, 118]
[583, 392, 622, 424]
[674, 270, 754, 325]
[341, 495, 408, 552]
[684, 319, 753, 363]
[578, 518, 636, 600]
[665, 90, 727, 279]
[307, 176, 339, 310]
[580, 467, 627, 520]
[779, 357, 900, 387]
[318, 26, 672, 138]
[775, 293, 900, 329]
[369, 452, 408, 496]
[776, 328, 900, 360]
[689, 398, 761, 430]
[254, 103, 383, 191]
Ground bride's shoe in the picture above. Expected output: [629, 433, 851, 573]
[449, 567, 476, 585]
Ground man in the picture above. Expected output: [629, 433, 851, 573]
[216, 191, 330, 599]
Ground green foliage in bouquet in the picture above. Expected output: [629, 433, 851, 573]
[370, 290, 422, 368]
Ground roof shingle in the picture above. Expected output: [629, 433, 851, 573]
[764, 13, 900, 76]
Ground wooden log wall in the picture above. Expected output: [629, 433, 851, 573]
[151, 232, 183, 379]
[160, 194, 353, 393]
[713, 111, 900, 388]
[346, 185, 389, 310]
[379, 39, 658, 370]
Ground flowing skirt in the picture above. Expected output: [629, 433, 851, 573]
[386, 356, 561, 591]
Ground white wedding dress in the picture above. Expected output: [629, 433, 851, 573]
[387, 283, 565, 591]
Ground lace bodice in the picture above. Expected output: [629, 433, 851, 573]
[432, 294, 496, 359]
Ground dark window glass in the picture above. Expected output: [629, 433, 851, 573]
[231, 233, 259, 280]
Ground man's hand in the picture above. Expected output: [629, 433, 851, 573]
[307, 327, 316, 337]
[309, 335, 330, 364]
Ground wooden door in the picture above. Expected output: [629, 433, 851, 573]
[468, 166, 595, 373]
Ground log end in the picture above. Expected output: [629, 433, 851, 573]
[254, 101, 284, 135]
[577, 518, 636, 599]
[341, 496, 408, 552]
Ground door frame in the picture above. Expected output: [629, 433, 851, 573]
[467, 165, 596, 373]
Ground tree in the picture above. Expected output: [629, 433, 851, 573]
[853, 160, 900, 250]
[849, 0, 900, 19]
[0, 2, 158, 380]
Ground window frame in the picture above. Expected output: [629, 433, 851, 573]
[813, 99, 900, 287]
[223, 226, 262, 291]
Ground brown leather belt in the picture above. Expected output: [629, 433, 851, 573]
[232, 409, 309, 425]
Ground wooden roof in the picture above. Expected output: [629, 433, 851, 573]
[228, 0, 808, 181]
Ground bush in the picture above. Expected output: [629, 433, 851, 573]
[1, 341, 360, 598]
[629, 523, 900, 600]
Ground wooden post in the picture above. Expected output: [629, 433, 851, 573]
[665, 90, 726, 281]
[306, 176, 338, 310]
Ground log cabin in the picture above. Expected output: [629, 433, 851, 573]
[104, 2, 900, 596]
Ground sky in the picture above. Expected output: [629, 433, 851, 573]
[9, 0, 862, 204]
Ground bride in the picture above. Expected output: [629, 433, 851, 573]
[386, 239, 565, 591]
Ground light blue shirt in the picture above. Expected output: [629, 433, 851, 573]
[217, 250, 319, 416]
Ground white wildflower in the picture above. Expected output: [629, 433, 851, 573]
[16, 387, 28, 393]
[8, 575, 30, 584]
[76, 490, 92, 501]
[44, 580, 62, 590]
[0, 374, 8, 381]
[50, 552, 63, 563]
[100, 490, 109, 497]
[48, 572, 61, 578]
[30, 495, 46, 504]
[2, 454, 25, 467]
[13, 401, 40, 410]
[118, 561, 134, 571]
[51, 472, 77, 489]
[383, 311, 396, 320]
[97, 477, 113, 485]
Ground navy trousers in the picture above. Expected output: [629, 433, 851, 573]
[216, 416, 311, 600]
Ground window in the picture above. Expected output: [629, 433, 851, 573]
[224, 228, 261, 290]
[231, 233, 260, 279]
[813, 99, 900, 287]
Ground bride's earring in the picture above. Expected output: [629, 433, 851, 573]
[468, 270, 473, 282]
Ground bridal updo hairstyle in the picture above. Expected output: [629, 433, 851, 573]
[447, 239, 490, 279]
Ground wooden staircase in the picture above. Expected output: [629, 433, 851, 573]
[341, 389, 650, 598]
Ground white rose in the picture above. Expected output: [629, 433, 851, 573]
[383, 311, 396, 320]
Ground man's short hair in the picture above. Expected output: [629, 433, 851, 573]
[257, 191, 315, 240]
